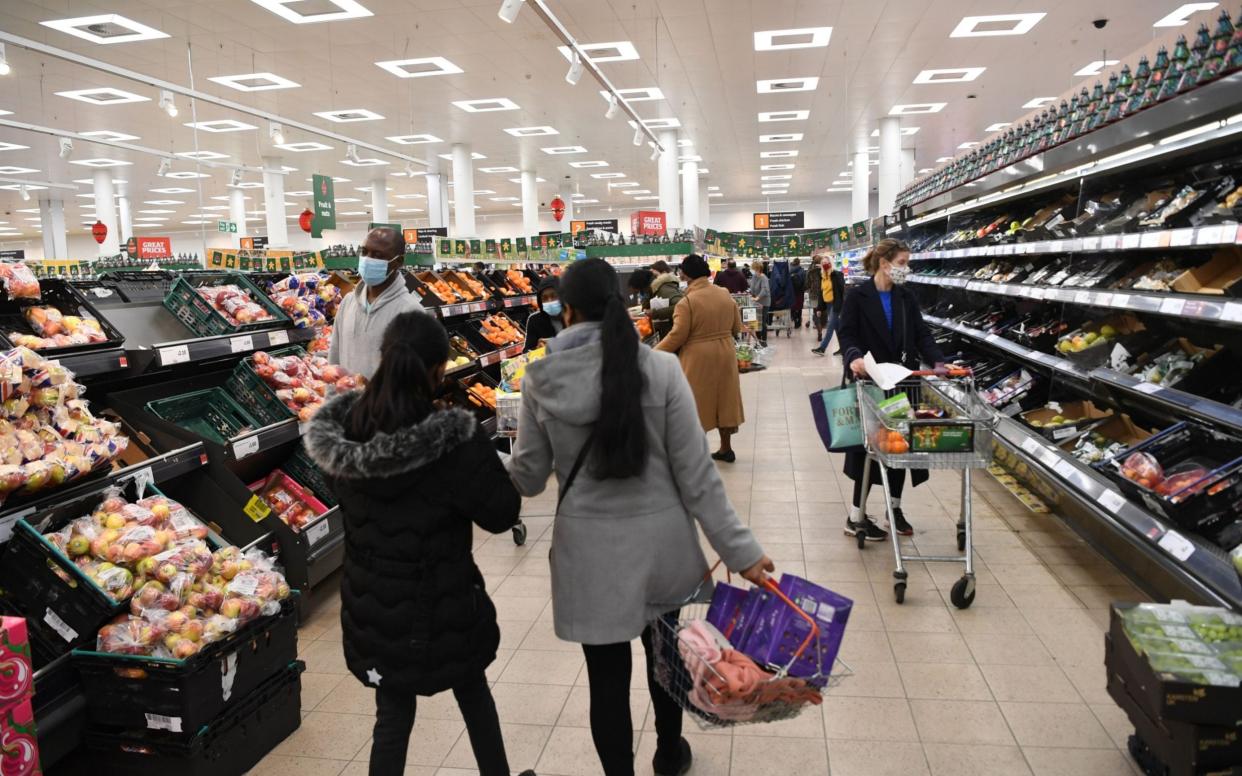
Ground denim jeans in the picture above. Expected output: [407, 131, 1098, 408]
[818, 308, 840, 351]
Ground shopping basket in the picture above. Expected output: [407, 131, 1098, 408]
[855, 372, 997, 609]
[649, 575, 851, 730]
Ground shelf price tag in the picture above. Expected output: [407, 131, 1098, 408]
[268, 330, 289, 346]
[1096, 489, 1127, 514]
[1082, 237, 1100, 251]
[1139, 232, 1162, 249]
[1053, 459, 1078, 480]
[1170, 228, 1195, 247]
[243, 494, 271, 523]
[1112, 294, 1132, 309]
[1122, 234, 1142, 250]
[306, 518, 331, 546]
[1094, 292, 1114, 307]
[229, 335, 254, 354]
[232, 435, 261, 460]
[1133, 382, 1164, 396]
[1157, 529, 1195, 562]
[1100, 235, 1120, 250]
[1159, 297, 1186, 316]
[1020, 436, 1043, 456]
[1221, 302, 1242, 323]
[1049, 240, 1064, 253]
[158, 344, 190, 366]
[1074, 291, 1091, 304]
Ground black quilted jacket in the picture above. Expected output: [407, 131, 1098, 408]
[305, 393, 520, 694]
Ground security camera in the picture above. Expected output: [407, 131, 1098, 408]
[1092, 18, 1108, 28]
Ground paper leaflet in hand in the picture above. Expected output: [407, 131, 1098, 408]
[862, 353, 912, 391]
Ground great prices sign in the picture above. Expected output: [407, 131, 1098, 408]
[630, 210, 666, 236]
[135, 236, 173, 259]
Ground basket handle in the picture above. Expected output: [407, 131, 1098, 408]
[761, 578, 820, 663]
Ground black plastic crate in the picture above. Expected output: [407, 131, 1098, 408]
[0, 278, 126, 357]
[282, 444, 336, 508]
[72, 598, 297, 733]
[145, 387, 262, 446]
[76, 660, 303, 776]
[162, 272, 288, 337]
[99, 270, 177, 303]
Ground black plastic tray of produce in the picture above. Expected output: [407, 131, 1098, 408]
[72, 598, 297, 733]
[0, 278, 126, 357]
[97, 270, 178, 303]
[73, 660, 303, 776]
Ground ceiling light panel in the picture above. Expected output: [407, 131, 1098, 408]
[478, 166, 519, 173]
[453, 98, 519, 112]
[592, 172, 626, 179]
[69, 158, 131, 167]
[275, 141, 332, 152]
[1022, 97, 1056, 109]
[985, 122, 1012, 132]
[508, 177, 544, 183]
[184, 119, 257, 132]
[490, 196, 519, 202]
[375, 57, 462, 78]
[556, 41, 639, 63]
[41, 14, 169, 44]
[504, 126, 558, 137]
[313, 108, 383, 123]
[208, 72, 300, 92]
[341, 158, 388, 166]
[144, 200, 183, 205]
[569, 161, 609, 168]
[598, 87, 664, 103]
[384, 134, 440, 145]
[913, 67, 986, 83]
[78, 130, 138, 142]
[760, 164, 795, 171]
[248, 0, 373, 24]
[756, 77, 818, 93]
[440, 152, 487, 160]
[629, 118, 682, 129]
[55, 87, 148, 105]
[890, 103, 945, 115]
[611, 181, 639, 187]
[151, 187, 193, 193]
[176, 150, 229, 160]
[950, 13, 1046, 37]
[541, 146, 587, 154]
[753, 26, 832, 51]
[678, 155, 702, 162]
[1075, 60, 1120, 76]
[0, 142, 26, 152]
[760, 150, 798, 158]
[761, 175, 792, 181]
[1154, 3, 1219, 26]
[163, 171, 210, 179]
[870, 126, 921, 137]
[758, 110, 809, 122]
[759, 133, 803, 143]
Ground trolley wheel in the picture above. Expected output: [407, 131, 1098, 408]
[512, 522, 527, 546]
[956, 529, 966, 552]
[950, 576, 976, 609]
[856, 529, 867, 550]
[893, 582, 906, 604]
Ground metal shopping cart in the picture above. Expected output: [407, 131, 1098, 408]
[855, 373, 997, 609]
[767, 308, 794, 337]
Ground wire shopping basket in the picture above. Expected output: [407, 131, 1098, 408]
[857, 375, 996, 470]
[650, 577, 852, 729]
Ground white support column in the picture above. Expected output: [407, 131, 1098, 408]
[38, 197, 67, 260]
[900, 148, 916, 188]
[878, 117, 901, 217]
[451, 144, 476, 236]
[657, 130, 681, 230]
[261, 157, 289, 247]
[681, 161, 700, 229]
[852, 143, 871, 223]
[560, 193, 574, 227]
[370, 175, 389, 223]
[439, 183, 450, 229]
[520, 170, 539, 235]
[698, 183, 709, 229]
[426, 174, 446, 229]
[229, 187, 248, 240]
[116, 190, 133, 244]
[92, 170, 119, 255]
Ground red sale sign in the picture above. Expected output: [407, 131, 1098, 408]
[135, 236, 173, 259]
[629, 210, 666, 236]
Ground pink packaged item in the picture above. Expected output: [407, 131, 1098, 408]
[0, 618, 32, 710]
[0, 697, 39, 775]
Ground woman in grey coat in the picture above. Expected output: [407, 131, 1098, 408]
[749, 261, 771, 343]
[508, 259, 772, 776]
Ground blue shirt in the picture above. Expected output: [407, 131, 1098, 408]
[878, 290, 893, 329]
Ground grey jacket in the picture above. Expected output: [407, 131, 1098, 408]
[327, 278, 426, 378]
[507, 323, 764, 645]
[749, 273, 771, 308]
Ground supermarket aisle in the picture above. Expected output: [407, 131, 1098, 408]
[257, 326, 1149, 776]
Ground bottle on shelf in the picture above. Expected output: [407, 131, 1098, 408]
[1130, 48, 1168, 115]
[1076, 81, 1106, 135]
[1203, 8, 1238, 79]
[1105, 64, 1134, 124]
[1174, 23, 1213, 93]
[1227, 7, 1242, 72]
[1085, 73, 1116, 132]
[1157, 35, 1191, 101]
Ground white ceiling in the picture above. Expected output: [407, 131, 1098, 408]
[0, 0, 1220, 241]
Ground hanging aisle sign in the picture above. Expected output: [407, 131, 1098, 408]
[135, 237, 173, 259]
[753, 212, 805, 230]
[407, 227, 447, 254]
[570, 219, 619, 234]
[311, 174, 336, 238]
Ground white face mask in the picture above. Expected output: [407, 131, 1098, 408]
[889, 265, 911, 285]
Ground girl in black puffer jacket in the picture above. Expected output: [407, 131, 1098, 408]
[306, 311, 535, 776]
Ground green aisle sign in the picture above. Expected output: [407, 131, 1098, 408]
[312, 174, 336, 238]
[217, 220, 237, 233]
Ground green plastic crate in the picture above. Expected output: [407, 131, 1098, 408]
[226, 346, 309, 426]
[145, 387, 261, 445]
[284, 445, 336, 508]
[162, 272, 289, 338]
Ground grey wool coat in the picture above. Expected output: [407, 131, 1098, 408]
[507, 322, 765, 645]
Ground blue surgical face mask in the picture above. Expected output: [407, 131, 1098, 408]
[358, 255, 392, 287]
[543, 300, 563, 317]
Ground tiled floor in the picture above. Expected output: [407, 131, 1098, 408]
[253, 326, 1148, 776]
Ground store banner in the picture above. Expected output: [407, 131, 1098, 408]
[515, 236, 528, 258]
[0, 249, 24, 260]
[500, 237, 513, 256]
[570, 218, 620, 234]
[311, 174, 336, 238]
[852, 220, 869, 240]
[412, 227, 446, 254]
[753, 211, 805, 230]
[239, 236, 269, 250]
[135, 236, 173, 259]
[630, 211, 667, 236]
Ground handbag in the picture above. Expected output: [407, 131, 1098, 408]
[809, 375, 865, 454]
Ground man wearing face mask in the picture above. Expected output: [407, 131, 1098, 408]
[328, 226, 427, 379]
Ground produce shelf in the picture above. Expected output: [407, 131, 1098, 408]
[909, 224, 1242, 261]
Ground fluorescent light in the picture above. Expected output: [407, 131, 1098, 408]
[184, 119, 256, 132]
[757, 77, 818, 93]
[570, 161, 609, 168]
[760, 164, 795, 171]
[504, 126, 558, 137]
[870, 126, 921, 137]
[591, 172, 626, 179]
[393, 208, 423, 213]
[761, 175, 792, 181]
[385, 134, 440, 145]
[0, 166, 38, 175]
[163, 171, 209, 179]
[479, 166, 519, 173]
[633, 195, 659, 201]
[144, 200, 183, 205]
[0, 47, 9, 77]
[490, 196, 519, 202]
[138, 209, 175, 215]
[375, 57, 462, 78]
[542, 146, 587, 155]
[439, 152, 487, 161]
[917, 168, 934, 174]
[935, 156, 954, 163]
[557, 41, 639, 63]
[758, 110, 809, 122]
[957, 141, 980, 149]
[759, 133, 802, 143]
[394, 193, 426, 199]
[313, 108, 383, 123]
[41, 14, 169, 44]
[68, 157, 131, 168]
[473, 189, 496, 195]
[151, 187, 193, 193]
[985, 122, 1013, 132]
[1022, 97, 1056, 109]
[759, 150, 798, 158]
[950, 13, 1045, 37]
[233, 181, 264, 189]
[56, 87, 148, 105]
[79, 130, 138, 143]
[176, 150, 229, 160]
[453, 98, 520, 112]
[1154, 3, 1219, 26]
[209, 72, 300, 91]
[825, 187, 851, 192]
[678, 155, 702, 163]
[831, 180, 851, 186]
[508, 177, 544, 183]
[576, 199, 599, 204]
[611, 182, 639, 187]
[341, 157, 389, 167]
[247, 0, 373, 24]
[1075, 60, 1120, 77]
[598, 87, 664, 104]
[753, 27, 832, 51]
[628, 118, 681, 129]
[890, 103, 945, 115]
[913, 67, 986, 84]
[625, 189, 652, 195]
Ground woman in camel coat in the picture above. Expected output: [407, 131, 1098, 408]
[656, 254, 745, 462]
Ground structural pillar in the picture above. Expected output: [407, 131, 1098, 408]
[370, 175, 389, 223]
[520, 170, 539, 235]
[900, 148, 916, 188]
[92, 170, 119, 255]
[38, 197, 67, 260]
[681, 161, 700, 229]
[852, 143, 871, 223]
[450, 144, 476, 236]
[657, 129, 681, 230]
[426, 174, 446, 229]
[116, 190, 133, 244]
[698, 184, 709, 230]
[229, 187, 248, 240]
[877, 117, 901, 217]
[261, 156, 289, 247]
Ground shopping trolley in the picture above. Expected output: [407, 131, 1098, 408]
[767, 309, 794, 337]
[855, 373, 996, 609]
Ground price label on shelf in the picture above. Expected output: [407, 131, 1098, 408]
[229, 335, 254, 354]
[1112, 294, 1132, 309]
[1100, 235, 1121, 250]
[1133, 382, 1164, 396]
[1074, 291, 1092, 305]
[1222, 302, 1242, 323]
[1020, 437, 1043, 456]
[158, 344, 190, 366]
[1170, 228, 1195, 247]
[1038, 447, 1061, 468]
[1194, 224, 1228, 245]
[268, 330, 289, 346]
[1122, 234, 1142, 250]
[1081, 236, 1100, 251]
[243, 494, 271, 522]
[1096, 489, 1127, 514]
[1139, 232, 1163, 249]
[1094, 293, 1114, 307]
[1159, 297, 1186, 315]
[145, 714, 183, 733]
[1157, 529, 1195, 562]
[306, 518, 331, 547]
[1053, 459, 1078, 480]
[232, 435, 261, 460]
[1049, 240, 1064, 252]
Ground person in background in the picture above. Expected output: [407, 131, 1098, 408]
[713, 259, 750, 294]
[329, 226, 425, 379]
[524, 276, 565, 351]
[749, 261, 771, 344]
[656, 254, 745, 463]
[508, 258, 773, 776]
[646, 260, 685, 338]
[805, 257, 825, 336]
[305, 312, 535, 776]
[837, 239, 944, 540]
[789, 258, 807, 329]
[626, 268, 653, 309]
[811, 256, 846, 356]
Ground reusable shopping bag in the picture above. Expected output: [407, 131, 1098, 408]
[809, 381, 864, 453]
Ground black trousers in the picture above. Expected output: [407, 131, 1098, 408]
[370, 672, 510, 776]
[853, 467, 906, 507]
[581, 625, 683, 776]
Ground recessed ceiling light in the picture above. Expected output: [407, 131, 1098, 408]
[985, 122, 1012, 132]
[176, 150, 229, 160]
[633, 195, 659, 201]
[756, 77, 818, 93]
[479, 166, 519, 173]
[592, 172, 626, 179]
[341, 157, 389, 167]
[1154, 3, 1219, 26]
[918, 167, 935, 173]
[598, 87, 664, 103]
[314, 108, 383, 123]
[761, 175, 792, 181]
[1075, 60, 1120, 77]
[913, 67, 986, 84]
[490, 196, 519, 202]
[570, 161, 609, 168]
[163, 171, 210, 179]
[556, 41, 639, 63]
[576, 199, 600, 204]
[870, 126, 921, 137]
[759, 133, 802, 143]
[233, 181, 264, 188]
[890, 103, 945, 115]
[144, 199, 183, 205]
[138, 209, 175, 215]
[508, 176, 545, 183]
[825, 187, 851, 192]
[628, 118, 682, 129]
[625, 189, 652, 195]
[78, 130, 139, 143]
[208, 72, 300, 92]
[760, 164, 795, 171]
[453, 98, 519, 113]
[831, 180, 851, 186]
[0, 166, 38, 175]
[286, 190, 313, 196]
[950, 13, 1045, 37]
[504, 126, 558, 137]
[1022, 97, 1056, 109]
[472, 189, 496, 195]
[0, 142, 27, 152]
[304, 176, 350, 183]
[758, 110, 810, 123]
[384, 134, 440, 145]
[339, 211, 369, 216]
[394, 193, 426, 199]
[393, 208, 424, 213]
[181, 220, 212, 225]
[184, 119, 257, 133]
[541, 146, 588, 154]
[272, 141, 331, 154]
[248, 0, 372, 24]
[935, 156, 954, 162]
[759, 150, 798, 158]
[708, 192, 723, 198]
[375, 57, 462, 78]
[957, 141, 980, 149]
[440, 152, 487, 161]
[335, 197, 361, 203]
[753, 26, 832, 51]
[151, 187, 193, 193]
[612, 181, 639, 187]
[68, 157, 132, 167]
[678, 155, 702, 163]
[55, 87, 148, 105]
[847, 159, 879, 167]
[41, 14, 169, 44]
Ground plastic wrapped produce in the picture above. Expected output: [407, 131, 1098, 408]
[0, 264, 40, 300]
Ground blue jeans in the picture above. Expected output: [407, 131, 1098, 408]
[817, 308, 839, 351]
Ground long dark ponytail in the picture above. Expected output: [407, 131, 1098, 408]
[345, 311, 449, 441]
[558, 258, 647, 479]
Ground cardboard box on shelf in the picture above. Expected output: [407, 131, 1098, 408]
[1170, 247, 1242, 296]
[1060, 413, 1155, 453]
[1020, 400, 1114, 442]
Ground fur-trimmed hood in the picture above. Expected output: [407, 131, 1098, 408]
[305, 391, 478, 481]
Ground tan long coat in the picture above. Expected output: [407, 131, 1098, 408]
[655, 278, 744, 431]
